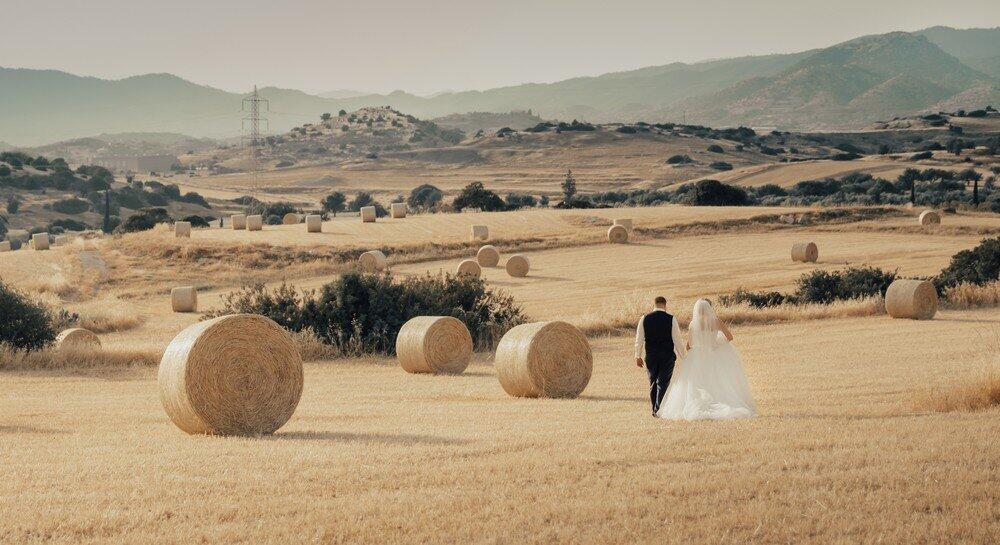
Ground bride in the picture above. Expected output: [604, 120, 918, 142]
[657, 299, 756, 420]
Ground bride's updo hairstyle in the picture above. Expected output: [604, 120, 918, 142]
[690, 299, 718, 333]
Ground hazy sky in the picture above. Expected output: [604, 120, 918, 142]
[4, 0, 998, 95]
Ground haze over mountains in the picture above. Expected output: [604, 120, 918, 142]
[2, 26, 997, 146]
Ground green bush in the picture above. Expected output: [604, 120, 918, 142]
[794, 266, 897, 304]
[453, 181, 504, 212]
[117, 207, 171, 233]
[666, 154, 694, 165]
[718, 288, 790, 308]
[51, 198, 90, 214]
[934, 237, 1000, 292]
[709, 161, 733, 171]
[707, 144, 724, 153]
[208, 272, 526, 355]
[408, 184, 443, 210]
[181, 215, 211, 228]
[0, 281, 61, 350]
[683, 179, 749, 206]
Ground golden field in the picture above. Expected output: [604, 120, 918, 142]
[1, 204, 998, 544]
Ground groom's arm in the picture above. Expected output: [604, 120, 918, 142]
[634, 318, 645, 366]
[672, 317, 687, 360]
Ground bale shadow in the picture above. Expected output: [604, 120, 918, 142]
[270, 430, 467, 445]
[579, 394, 646, 402]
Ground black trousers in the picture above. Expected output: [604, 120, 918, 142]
[645, 352, 676, 414]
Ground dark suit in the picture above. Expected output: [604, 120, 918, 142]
[640, 311, 677, 413]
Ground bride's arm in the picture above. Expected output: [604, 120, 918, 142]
[718, 320, 734, 342]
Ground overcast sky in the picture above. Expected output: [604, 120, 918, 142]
[4, 0, 998, 95]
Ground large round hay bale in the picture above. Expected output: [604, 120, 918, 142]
[55, 328, 101, 351]
[390, 203, 407, 219]
[456, 259, 481, 278]
[360, 206, 377, 222]
[246, 214, 263, 231]
[306, 215, 322, 233]
[607, 225, 628, 244]
[919, 210, 941, 226]
[231, 214, 247, 230]
[495, 321, 592, 398]
[282, 212, 300, 225]
[885, 279, 938, 320]
[613, 218, 633, 232]
[476, 245, 500, 267]
[175, 221, 192, 238]
[358, 250, 388, 272]
[791, 242, 818, 263]
[32, 233, 50, 251]
[157, 314, 303, 436]
[171, 286, 198, 313]
[396, 316, 473, 375]
[470, 225, 489, 241]
[506, 254, 530, 277]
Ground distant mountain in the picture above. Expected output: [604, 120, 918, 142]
[663, 32, 998, 130]
[22, 132, 218, 165]
[317, 89, 368, 99]
[2, 27, 997, 143]
[431, 110, 547, 135]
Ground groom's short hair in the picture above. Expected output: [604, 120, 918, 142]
[654, 296, 667, 306]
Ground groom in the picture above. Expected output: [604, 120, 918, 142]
[635, 296, 687, 416]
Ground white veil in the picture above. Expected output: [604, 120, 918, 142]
[689, 299, 720, 348]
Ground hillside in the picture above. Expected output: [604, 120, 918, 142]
[23, 132, 217, 166]
[1, 27, 997, 144]
[431, 110, 547, 135]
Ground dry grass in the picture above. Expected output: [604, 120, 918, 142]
[290, 328, 344, 362]
[68, 295, 145, 333]
[0, 344, 161, 371]
[943, 281, 1000, 309]
[915, 330, 1000, 412]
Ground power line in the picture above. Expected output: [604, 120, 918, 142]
[241, 85, 269, 199]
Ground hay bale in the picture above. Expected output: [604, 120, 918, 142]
[476, 245, 500, 267]
[171, 286, 198, 313]
[613, 218, 633, 232]
[358, 250, 388, 272]
[157, 314, 304, 436]
[470, 225, 489, 241]
[791, 242, 818, 263]
[456, 259, 482, 278]
[919, 210, 941, 226]
[53, 235, 73, 246]
[306, 215, 322, 233]
[231, 214, 247, 230]
[396, 316, 473, 375]
[32, 233, 50, 251]
[885, 279, 938, 320]
[495, 321, 592, 398]
[607, 225, 628, 244]
[391, 203, 407, 219]
[360, 206, 376, 222]
[246, 214, 263, 231]
[175, 221, 192, 238]
[505, 254, 530, 277]
[282, 212, 300, 225]
[0, 241, 10, 252]
[55, 328, 101, 351]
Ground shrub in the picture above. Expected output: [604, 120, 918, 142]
[831, 152, 861, 161]
[181, 192, 210, 208]
[453, 181, 504, 212]
[666, 154, 694, 165]
[0, 281, 61, 351]
[709, 161, 733, 171]
[408, 184, 443, 210]
[181, 215, 211, 228]
[935, 238, 1000, 292]
[910, 151, 933, 160]
[347, 193, 387, 216]
[207, 272, 526, 354]
[51, 198, 90, 214]
[707, 144, 724, 153]
[248, 201, 297, 223]
[322, 191, 347, 215]
[6, 197, 20, 214]
[719, 288, 791, 308]
[684, 179, 749, 206]
[794, 266, 896, 304]
[117, 207, 171, 233]
[48, 218, 90, 232]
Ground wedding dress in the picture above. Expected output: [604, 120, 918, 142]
[657, 300, 756, 420]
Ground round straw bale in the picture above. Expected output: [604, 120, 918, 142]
[0, 241, 10, 252]
[32, 233, 50, 250]
[470, 225, 489, 241]
[476, 245, 500, 267]
[396, 316, 473, 374]
[505, 254, 530, 277]
[790, 242, 818, 263]
[885, 279, 938, 320]
[231, 214, 247, 230]
[918, 210, 940, 226]
[456, 259, 481, 277]
[55, 328, 101, 351]
[306, 214, 322, 233]
[495, 321, 592, 398]
[175, 221, 192, 238]
[246, 214, 263, 231]
[157, 314, 303, 436]
[282, 212, 300, 225]
[607, 224, 628, 244]
[613, 218, 633, 231]
[53, 235, 73, 246]
[358, 250, 388, 272]
[360, 206, 377, 222]
[391, 202, 407, 219]
[171, 286, 198, 313]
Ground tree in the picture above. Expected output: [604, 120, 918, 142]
[407, 184, 443, 211]
[960, 168, 983, 205]
[339, 109, 347, 116]
[561, 169, 577, 203]
[897, 168, 920, 204]
[452, 182, 504, 212]
[322, 191, 347, 216]
[6, 197, 20, 214]
[321, 112, 332, 121]
[946, 138, 966, 156]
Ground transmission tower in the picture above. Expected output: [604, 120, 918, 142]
[242, 85, 269, 198]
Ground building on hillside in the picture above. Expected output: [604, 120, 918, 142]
[91, 154, 179, 173]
